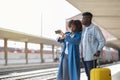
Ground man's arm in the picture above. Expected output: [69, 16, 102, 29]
[94, 27, 106, 57]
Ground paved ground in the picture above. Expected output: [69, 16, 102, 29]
[81, 62, 120, 80]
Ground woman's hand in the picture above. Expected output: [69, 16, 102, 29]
[55, 30, 66, 39]
[59, 34, 66, 40]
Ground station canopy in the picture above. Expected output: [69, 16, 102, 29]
[67, 0, 120, 47]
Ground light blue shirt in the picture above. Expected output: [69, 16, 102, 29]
[80, 23, 106, 61]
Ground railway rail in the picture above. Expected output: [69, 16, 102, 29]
[0, 68, 58, 80]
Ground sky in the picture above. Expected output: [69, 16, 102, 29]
[0, 0, 117, 49]
[0, 0, 80, 48]
[0, 0, 80, 40]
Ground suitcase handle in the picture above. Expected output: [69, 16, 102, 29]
[96, 57, 100, 68]
[93, 57, 100, 68]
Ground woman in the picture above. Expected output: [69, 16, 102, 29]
[56, 20, 82, 80]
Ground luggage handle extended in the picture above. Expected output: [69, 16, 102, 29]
[93, 57, 100, 68]
[97, 57, 100, 68]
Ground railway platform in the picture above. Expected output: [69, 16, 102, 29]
[81, 61, 120, 80]
[0, 61, 120, 80]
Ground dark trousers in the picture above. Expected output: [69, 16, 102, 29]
[82, 59, 97, 80]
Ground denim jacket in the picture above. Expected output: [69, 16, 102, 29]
[80, 23, 106, 61]
[57, 32, 81, 54]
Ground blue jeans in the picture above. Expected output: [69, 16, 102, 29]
[82, 59, 97, 80]
[63, 54, 69, 80]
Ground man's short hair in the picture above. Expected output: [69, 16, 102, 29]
[82, 12, 93, 18]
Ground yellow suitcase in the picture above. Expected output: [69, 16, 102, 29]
[90, 68, 112, 80]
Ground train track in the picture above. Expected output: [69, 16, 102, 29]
[0, 62, 59, 75]
[0, 68, 85, 80]
[0, 62, 119, 80]
[0, 68, 58, 80]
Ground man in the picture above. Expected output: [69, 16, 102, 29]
[80, 12, 106, 80]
